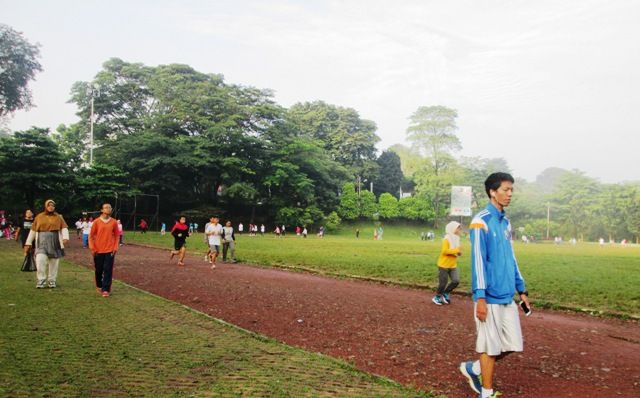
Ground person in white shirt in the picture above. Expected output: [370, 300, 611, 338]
[75, 219, 82, 238]
[82, 218, 93, 248]
[205, 216, 223, 268]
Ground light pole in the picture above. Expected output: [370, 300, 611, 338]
[546, 202, 550, 240]
[87, 84, 99, 165]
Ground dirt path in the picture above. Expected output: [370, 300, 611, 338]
[65, 239, 640, 397]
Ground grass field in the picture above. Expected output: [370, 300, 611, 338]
[0, 242, 435, 397]
[127, 223, 640, 318]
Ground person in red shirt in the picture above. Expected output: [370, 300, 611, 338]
[139, 219, 148, 234]
[89, 203, 119, 297]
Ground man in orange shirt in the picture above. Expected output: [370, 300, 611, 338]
[89, 203, 119, 297]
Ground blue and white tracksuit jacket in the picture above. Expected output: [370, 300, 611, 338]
[470, 203, 526, 304]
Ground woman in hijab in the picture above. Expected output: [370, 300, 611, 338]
[24, 200, 69, 288]
[432, 221, 462, 305]
[170, 216, 189, 266]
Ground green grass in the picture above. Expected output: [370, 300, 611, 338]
[127, 223, 640, 318]
[0, 242, 436, 397]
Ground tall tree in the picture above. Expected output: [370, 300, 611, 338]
[406, 106, 462, 225]
[406, 106, 461, 176]
[0, 24, 42, 117]
[373, 150, 403, 198]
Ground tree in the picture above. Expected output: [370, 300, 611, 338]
[413, 152, 465, 223]
[0, 24, 42, 117]
[378, 193, 399, 219]
[264, 137, 350, 221]
[460, 156, 512, 210]
[406, 106, 461, 175]
[338, 182, 360, 220]
[620, 184, 640, 243]
[552, 171, 600, 240]
[373, 150, 403, 198]
[72, 163, 130, 209]
[535, 167, 570, 194]
[388, 144, 424, 178]
[287, 101, 380, 182]
[68, 58, 286, 216]
[324, 211, 341, 231]
[52, 123, 87, 170]
[398, 196, 435, 222]
[359, 190, 378, 219]
[406, 106, 462, 225]
[0, 128, 69, 208]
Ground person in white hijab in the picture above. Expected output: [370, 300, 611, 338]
[432, 221, 462, 305]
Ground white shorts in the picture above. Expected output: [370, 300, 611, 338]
[475, 301, 523, 356]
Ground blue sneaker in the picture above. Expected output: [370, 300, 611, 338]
[442, 293, 450, 304]
[432, 295, 443, 305]
[459, 361, 482, 394]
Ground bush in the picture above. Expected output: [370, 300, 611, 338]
[324, 211, 341, 231]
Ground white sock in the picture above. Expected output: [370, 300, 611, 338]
[472, 360, 481, 375]
[482, 387, 494, 398]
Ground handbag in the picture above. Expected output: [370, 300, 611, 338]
[21, 249, 36, 272]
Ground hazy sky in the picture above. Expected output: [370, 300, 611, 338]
[3, 0, 639, 183]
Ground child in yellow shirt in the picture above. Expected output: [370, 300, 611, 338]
[432, 221, 462, 305]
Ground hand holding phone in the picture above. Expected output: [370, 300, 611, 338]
[519, 300, 532, 316]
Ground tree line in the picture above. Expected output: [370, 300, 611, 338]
[0, 25, 638, 241]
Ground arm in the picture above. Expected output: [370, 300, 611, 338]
[61, 227, 69, 242]
[89, 223, 97, 253]
[24, 230, 36, 254]
[510, 238, 528, 306]
[441, 238, 461, 256]
[470, 220, 489, 320]
[112, 222, 119, 253]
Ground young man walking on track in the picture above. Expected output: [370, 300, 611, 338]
[460, 172, 531, 398]
[89, 203, 119, 297]
[205, 216, 223, 268]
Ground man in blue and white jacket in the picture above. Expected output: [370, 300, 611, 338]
[459, 172, 531, 398]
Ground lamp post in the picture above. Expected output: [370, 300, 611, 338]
[87, 84, 99, 165]
[546, 202, 550, 240]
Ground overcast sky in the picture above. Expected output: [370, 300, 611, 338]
[3, 0, 639, 183]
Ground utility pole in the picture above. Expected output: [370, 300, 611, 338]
[546, 202, 550, 240]
[88, 84, 99, 165]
